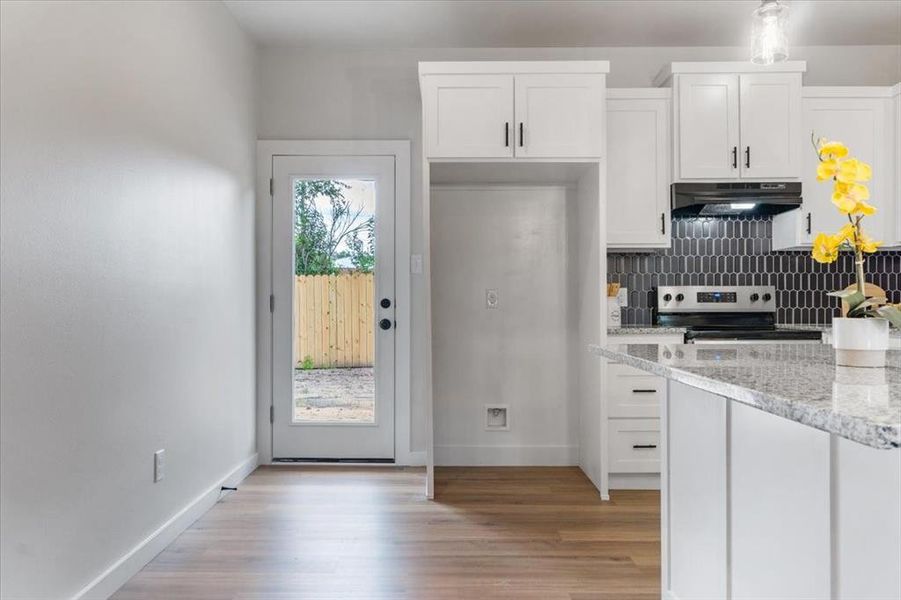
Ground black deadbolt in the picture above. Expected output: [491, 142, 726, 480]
[380, 298, 391, 309]
[379, 318, 392, 330]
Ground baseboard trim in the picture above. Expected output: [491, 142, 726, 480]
[435, 444, 579, 466]
[609, 473, 661, 490]
[404, 450, 427, 467]
[72, 453, 259, 600]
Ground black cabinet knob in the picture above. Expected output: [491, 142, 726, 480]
[380, 298, 391, 309]
[379, 318, 392, 331]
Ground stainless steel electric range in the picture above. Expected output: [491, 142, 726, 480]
[656, 285, 823, 345]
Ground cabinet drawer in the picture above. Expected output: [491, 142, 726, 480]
[608, 419, 661, 474]
[608, 364, 664, 418]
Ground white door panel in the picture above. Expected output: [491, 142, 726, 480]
[514, 73, 604, 158]
[678, 74, 740, 179]
[739, 73, 802, 179]
[272, 155, 395, 460]
[422, 74, 514, 158]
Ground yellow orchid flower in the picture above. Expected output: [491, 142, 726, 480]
[817, 140, 849, 160]
[835, 223, 857, 244]
[837, 158, 873, 183]
[816, 159, 840, 181]
[811, 232, 841, 264]
[857, 231, 882, 254]
[831, 181, 876, 215]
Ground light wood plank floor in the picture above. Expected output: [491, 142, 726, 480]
[113, 466, 660, 600]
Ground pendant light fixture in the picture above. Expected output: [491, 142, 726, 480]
[751, 0, 790, 65]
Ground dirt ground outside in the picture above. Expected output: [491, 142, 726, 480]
[293, 367, 375, 422]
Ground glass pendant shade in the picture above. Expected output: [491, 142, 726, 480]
[751, 0, 789, 65]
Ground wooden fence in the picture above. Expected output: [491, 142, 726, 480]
[294, 273, 374, 368]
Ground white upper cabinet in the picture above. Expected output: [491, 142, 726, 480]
[678, 74, 740, 179]
[893, 84, 900, 246]
[773, 89, 892, 250]
[421, 74, 514, 158]
[419, 62, 608, 160]
[607, 90, 671, 248]
[739, 73, 802, 179]
[662, 62, 806, 181]
[514, 74, 605, 158]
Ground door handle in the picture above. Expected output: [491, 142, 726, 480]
[806, 212, 812, 235]
[732, 146, 738, 169]
[519, 122, 524, 147]
[379, 318, 392, 331]
[660, 213, 665, 235]
[632, 389, 657, 394]
[504, 122, 509, 147]
[745, 146, 751, 169]
[633, 444, 658, 449]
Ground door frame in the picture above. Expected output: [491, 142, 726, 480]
[256, 140, 413, 465]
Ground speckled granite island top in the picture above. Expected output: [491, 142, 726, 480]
[590, 343, 901, 449]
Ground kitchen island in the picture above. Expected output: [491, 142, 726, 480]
[592, 342, 900, 600]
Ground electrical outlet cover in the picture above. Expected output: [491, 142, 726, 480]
[486, 289, 499, 309]
[154, 449, 165, 482]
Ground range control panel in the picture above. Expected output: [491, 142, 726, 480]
[657, 285, 776, 313]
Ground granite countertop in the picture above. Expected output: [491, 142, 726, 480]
[608, 325, 688, 335]
[591, 342, 901, 450]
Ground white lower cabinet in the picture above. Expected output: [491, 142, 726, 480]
[663, 381, 901, 600]
[605, 334, 682, 487]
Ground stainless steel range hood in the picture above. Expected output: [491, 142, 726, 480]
[671, 182, 802, 217]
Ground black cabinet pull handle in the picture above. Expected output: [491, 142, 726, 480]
[632, 389, 657, 394]
[504, 122, 509, 147]
[732, 146, 738, 169]
[519, 122, 524, 147]
[660, 213, 665, 235]
[633, 444, 658, 449]
[806, 212, 812, 235]
[745, 146, 751, 168]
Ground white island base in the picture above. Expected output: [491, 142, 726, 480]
[662, 380, 901, 600]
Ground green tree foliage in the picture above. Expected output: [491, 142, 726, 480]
[294, 180, 375, 275]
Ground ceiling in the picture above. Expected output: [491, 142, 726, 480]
[224, 0, 901, 49]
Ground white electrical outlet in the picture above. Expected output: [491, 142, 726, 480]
[486, 288, 498, 309]
[153, 449, 165, 482]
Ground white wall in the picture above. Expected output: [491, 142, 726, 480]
[0, 2, 257, 598]
[430, 186, 578, 465]
[257, 44, 901, 455]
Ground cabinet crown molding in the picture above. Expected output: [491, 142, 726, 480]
[654, 60, 807, 87]
[418, 60, 610, 78]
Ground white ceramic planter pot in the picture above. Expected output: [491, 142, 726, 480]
[832, 317, 889, 368]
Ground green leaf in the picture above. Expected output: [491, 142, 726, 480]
[827, 289, 867, 311]
[875, 305, 901, 329]
[848, 299, 885, 318]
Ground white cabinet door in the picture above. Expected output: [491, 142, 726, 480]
[773, 94, 889, 249]
[514, 74, 604, 158]
[422, 74, 514, 158]
[739, 73, 802, 179]
[677, 74, 740, 179]
[607, 94, 671, 248]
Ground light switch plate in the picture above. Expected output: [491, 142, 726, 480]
[410, 254, 423, 275]
[154, 449, 165, 482]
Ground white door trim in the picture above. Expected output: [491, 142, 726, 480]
[256, 140, 414, 465]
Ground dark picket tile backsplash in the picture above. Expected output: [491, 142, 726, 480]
[608, 216, 901, 326]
